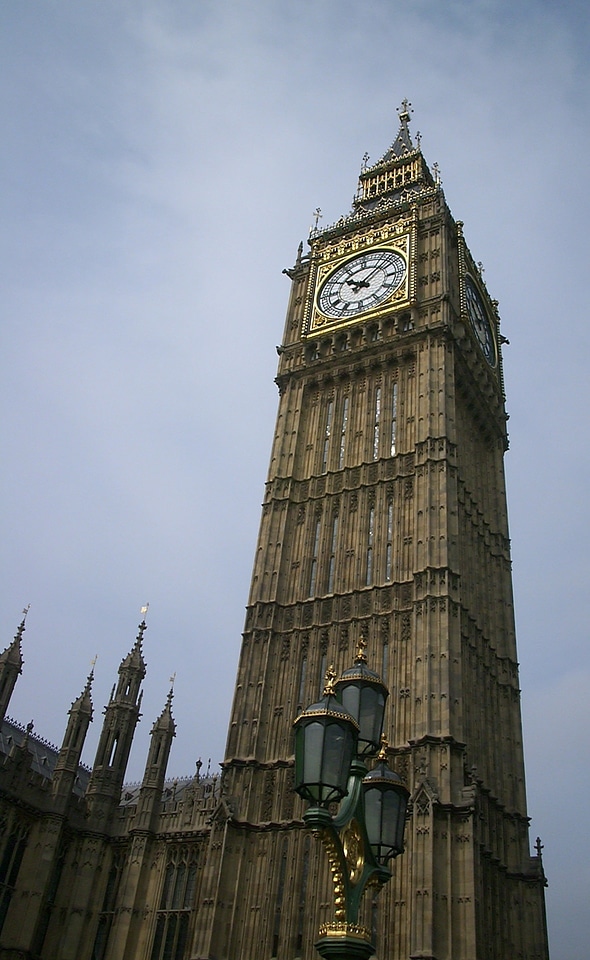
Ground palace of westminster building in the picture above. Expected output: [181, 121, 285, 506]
[0, 104, 549, 960]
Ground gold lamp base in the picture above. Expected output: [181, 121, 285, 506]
[315, 922, 375, 960]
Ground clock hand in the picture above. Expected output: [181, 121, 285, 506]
[359, 262, 387, 285]
[346, 262, 386, 291]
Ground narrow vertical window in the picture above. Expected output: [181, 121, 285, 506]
[171, 863, 186, 909]
[272, 837, 288, 956]
[297, 656, 307, 707]
[338, 396, 349, 469]
[32, 841, 67, 955]
[91, 852, 123, 960]
[366, 505, 375, 586]
[327, 514, 339, 593]
[373, 387, 381, 460]
[297, 836, 311, 951]
[382, 643, 389, 685]
[107, 735, 119, 768]
[322, 399, 334, 473]
[184, 863, 197, 907]
[390, 382, 398, 456]
[0, 826, 29, 937]
[309, 518, 321, 597]
[318, 652, 327, 698]
[385, 500, 393, 582]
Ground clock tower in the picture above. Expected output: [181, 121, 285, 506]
[194, 103, 549, 960]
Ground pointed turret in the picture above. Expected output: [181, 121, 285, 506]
[0, 608, 27, 723]
[114, 620, 147, 704]
[145, 686, 176, 777]
[134, 686, 176, 831]
[52, 670, 94, 807]
[354, 99, 435, 209]
[381, 97, 415, 160]
[86, 618, 147, 823]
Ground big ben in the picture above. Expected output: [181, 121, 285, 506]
[193, 102, 548, 960]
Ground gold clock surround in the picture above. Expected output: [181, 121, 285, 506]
[304, 229, 412, 337]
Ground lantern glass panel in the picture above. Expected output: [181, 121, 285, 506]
[364, 786, 382, 849]
[382, 788, 404, 850]
[340, 683, 360, 724]
[359, 687, 383, 747]
[341, 683, 385, 755]
[302, 720, 324, 795]
[322, 721, 354, 800]
[364, 782, 408, 861]
[295, 716, 356, 805]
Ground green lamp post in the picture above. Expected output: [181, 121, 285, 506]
[293, 640, 409, 960]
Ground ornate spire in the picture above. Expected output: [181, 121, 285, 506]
[1, 605, 29, 667]
[137, 685, 177, 819]
[144, 685, 176, 753]
[70, 667, 94, 717]
[53, 666, 94, 802]
[0, 607, 29, 722]
[380, 99, 415, 161]
[350, 101, 435, 213]
[87, 615, 148, 818]
[153, 684, 176, 735]
[120, 609, 148, 676]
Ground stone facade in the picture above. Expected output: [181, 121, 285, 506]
[0, 108, 548, 960]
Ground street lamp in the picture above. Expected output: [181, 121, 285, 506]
[293, 639, 409, 960]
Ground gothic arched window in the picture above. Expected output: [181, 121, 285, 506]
[150, 847, 200, 960]
[91, 850, 124, 960]
[0, 819, 29, 935]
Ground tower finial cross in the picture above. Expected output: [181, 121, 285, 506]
[398, 98, 413, 122]
[311, 207, 323, 231]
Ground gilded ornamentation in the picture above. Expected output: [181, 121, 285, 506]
[318, 921, 372, 943]
[341, 819, 365, 886]
[316, 827, 347, 920]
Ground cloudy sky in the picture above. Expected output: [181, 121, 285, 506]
[1, 2, 588, 956]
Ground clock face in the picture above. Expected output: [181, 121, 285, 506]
[465, 275, 496, 367]
[317, 248, 406, 320]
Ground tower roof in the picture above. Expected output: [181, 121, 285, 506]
[0, 609, 28, 672]
[69, 670, 94, 719]
[379, 98, 415, 161]
[119, 620, 147, 677]
[309, 101, 437, 243]
[151, 686, 176, 736]
[355, 100, 434, 210]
